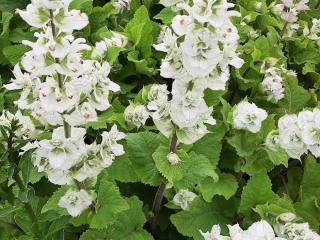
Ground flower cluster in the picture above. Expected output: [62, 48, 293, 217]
[232, 100, 268, 133]
[200, 213, 319, 240]
[0, 110, 38, 139]
[275, 0, 309, 23]
[5, 0, 126, 217]
[147, 0, 243, 144]
[266, 108, 320, 159]
[304, 18, 320, 41]
[92, 32, 128, 59]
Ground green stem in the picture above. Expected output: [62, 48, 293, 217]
[149, 133, 177, 235]
[279, 21, 288, 39]
[316, 0, 320, 8]
[8, 133, 42, 239]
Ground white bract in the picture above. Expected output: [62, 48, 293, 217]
[304, 18, 320, 41]
[200, 219, 320, 240]
[267, 109, 320, 159]
[58, 189, 93, 217]
[172, 189, 196, 210]
[167, 152, 181, 165]
[151, 0, 242, 144]
[124, 104, 149, 128]
[5, 0, 128, 217]
[113, 0, 131, 13]
[232, 101, 268, 133]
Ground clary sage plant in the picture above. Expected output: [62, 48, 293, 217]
[0, 0, 320, 239]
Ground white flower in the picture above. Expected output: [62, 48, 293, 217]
[278, 114, 307, 159]
[4, 64, 34, 91]
[15, 111, 38, 138]
[38, 127, 86, 170]
[307, 18, 320, 40]
[276, 222, 320, 239]
[73, 143, 104, 182]
[64, 102, 98, 126]
[54, 9, 89, 33]
[278, 212, 297, 222]
[124, 104, 149, 128]
[167, 152, 181, 165]
[200, 225, 230, 240]
[170, 91, 213, 129]
[171, 15, 193, 36]
[181, 28, 221, 77]
[246, 220, 276, 240]
[172, 189, 196, 210]
[58, 190, 93, 217]
[261, 67, 285, 102]
[233, 101, 268, 133]
[16, 3, 50, 29]
[113, 0, 131, 13]
[100, 125, 126, 167]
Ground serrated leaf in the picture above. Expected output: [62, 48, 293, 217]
[278, 75, 311, 113]
[199, 173, 238, 201]
[153, 146, 189, 183]
[191, 124, 225, 167]
[171, 197, 238, 240]
[175, 152, 218, 189]
[239, 172, 279, 214]
[90, 178, 129, 229]
[264, 147, 288, 167]
[227, 115, 275, 157]
[41, 186, 69, 215]
[104, 197, 154, 240]
[126, 132, 162, 186]
[3, 44, 30, 66]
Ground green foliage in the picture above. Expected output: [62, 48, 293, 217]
[171, 197, 238, 240]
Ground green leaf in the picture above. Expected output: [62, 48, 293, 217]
[3, 44, 30, 66]
[264, 147, 288, 167]
[199, 173, 238, 201]
[126, 132, 162, 186]
[107, 154, 140, 183]
[239, 172, 279, 214]
[227, 115, 275, 157]
[171, 197, 238, 240]
[46, 216, 72, 237]
[90, 177, 129, 229]
[295, 197, 320, 230]
[69, 0, 93, 15]
[124, 6, 153, 58]
[80, 229, 108, 240]
[41, 186, 69, 215]
[1, 12, 13, 36]
[153, 146, 190, 184]
[300, 155, 320, 201]
[191, 124, 225, 167]
[278, 75, 311, 113]
[104, 196, 153, 240]
[154, 8, 176, 24]
[204, 89, 226, 107]
[127, 50, 155, 76]
[175, 152, 218, 189]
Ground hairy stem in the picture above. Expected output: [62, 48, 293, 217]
[316, 0, 320, 8]
[149, 133, 178, 235]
